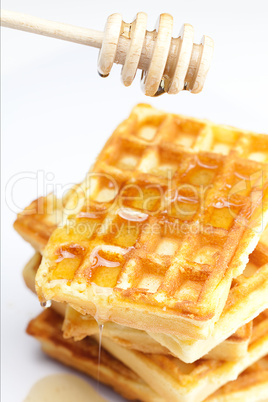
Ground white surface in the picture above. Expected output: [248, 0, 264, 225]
[2, 1, 268, 401]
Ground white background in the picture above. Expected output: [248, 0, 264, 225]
[2, 0, 268, 401]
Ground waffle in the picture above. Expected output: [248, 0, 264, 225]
[61, 232, 268, 363]
[23, 252, 253, 360]
[26, 308, 160, 402]
[23, 237, 267, 363]
[27, 308, 268, 402]
[22, 236, 268, 365]
[34, 104, 268, 338]
[99, 310, 268, 402]
[17, 189, 268, 362]
[14, 185, 79, 253]
[63, 305, 252, 362]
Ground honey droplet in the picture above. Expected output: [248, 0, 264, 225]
[40, 300, 52, 309]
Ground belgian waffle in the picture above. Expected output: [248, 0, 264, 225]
[22, 252, 253, 360]
[27, 308, 268, 402]
[21, 196, 268, 363]
[34, 104, 268, 338]
[17, 187, 268, 361]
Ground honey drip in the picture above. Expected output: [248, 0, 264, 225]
[40, 300, 51, 309]
[141, 71, 170, 97]
[97, 322, 104, 391]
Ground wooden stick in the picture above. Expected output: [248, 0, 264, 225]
[1, 9, 214, 96]
[1, 9, 104, 48]
[0, 10, 151, 72]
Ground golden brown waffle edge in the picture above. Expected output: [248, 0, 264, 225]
[27, 308, 268, 402]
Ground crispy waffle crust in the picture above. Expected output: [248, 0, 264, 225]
[23, 252, 252, 360]
[98, 311, 268, 402]
[26, 308, 160, 402]
[63, 305, 252, 361]
[14, 195, 59, 253]
[33, 104, 268, 338]
[206, 356, 268, 401]
[27, 309, 268, 402]
[14, 186, 79, 252]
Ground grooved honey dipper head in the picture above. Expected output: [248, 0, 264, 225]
[98, 12, 214, 96]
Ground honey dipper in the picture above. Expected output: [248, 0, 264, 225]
[1, 10, 214, 96]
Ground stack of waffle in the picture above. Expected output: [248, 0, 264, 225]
[15, 104, 268, 401]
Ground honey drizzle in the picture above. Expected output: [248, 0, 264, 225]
[97, 322, 104, 391]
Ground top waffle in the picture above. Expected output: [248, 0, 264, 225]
[16, 193, 268, 362]
[36, 104, 268, 338]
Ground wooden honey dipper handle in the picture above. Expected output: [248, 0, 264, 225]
[1, 10, 214, 96]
